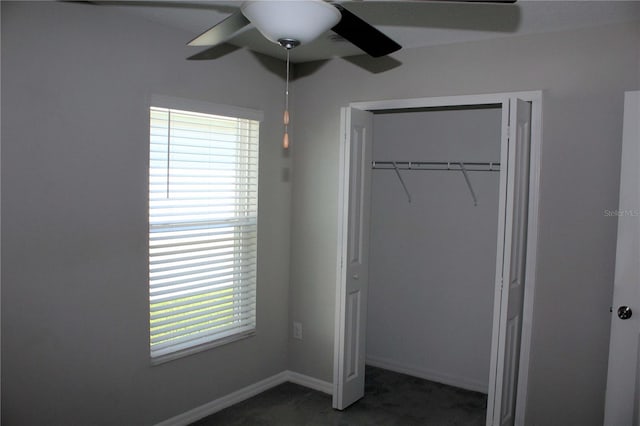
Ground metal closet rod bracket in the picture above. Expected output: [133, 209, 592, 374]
[391, 161, 412, 203]
[458, 162, 478, 206]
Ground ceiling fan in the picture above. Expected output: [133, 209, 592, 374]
[189, 1, 402, 59]
[188, 0, 516, 59]
[184, 0, 516, 149]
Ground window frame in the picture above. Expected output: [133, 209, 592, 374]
[148, 95, 263, 365]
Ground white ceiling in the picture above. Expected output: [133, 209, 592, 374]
[98, 0, 640, 63]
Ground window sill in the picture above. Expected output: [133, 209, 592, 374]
[151, 329, 256, 366]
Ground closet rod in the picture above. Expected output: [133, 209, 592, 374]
[371, 161, 500, 172]
[373, 160, 499, 206]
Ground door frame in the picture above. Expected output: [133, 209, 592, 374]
[333, 91, 543, 424]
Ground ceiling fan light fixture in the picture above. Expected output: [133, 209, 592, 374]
[241, 0, 341, 46]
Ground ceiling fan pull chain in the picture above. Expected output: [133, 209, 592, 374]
[283, 48, 291, 150]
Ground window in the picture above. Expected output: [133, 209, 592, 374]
[148, 98, 260, 362]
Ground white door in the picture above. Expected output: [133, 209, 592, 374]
[604, 90, 640, 426]
[487, 98, 532, 426]
[333, 107, 373, 410]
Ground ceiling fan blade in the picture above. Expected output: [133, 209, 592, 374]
[331, 4, 401, 58]
[188, 11, 250, 47]
[63, 0, 237, 9]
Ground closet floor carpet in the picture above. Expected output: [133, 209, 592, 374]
[190, 366, 487, 426]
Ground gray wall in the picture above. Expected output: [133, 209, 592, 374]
[289, 20, 640, 425]
[366, 107, 501, 392]
[1, 2, 291, 424]
[3, 2, 640, 425]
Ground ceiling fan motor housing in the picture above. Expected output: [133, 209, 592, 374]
[278, 38, 301, 50]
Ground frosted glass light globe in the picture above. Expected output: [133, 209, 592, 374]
[241, 0, 341, 46]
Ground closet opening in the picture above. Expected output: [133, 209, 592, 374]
[333, 93, 542, 426]
[367, 103, 501, 406]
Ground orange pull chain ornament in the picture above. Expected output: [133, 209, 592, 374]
[282, 43, 294, 150]
[283, 109, 290, 149]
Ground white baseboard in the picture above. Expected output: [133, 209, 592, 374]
[156, 370, 332, 426]
[286, 370, 333, 394]
[366, 355, 488, 394]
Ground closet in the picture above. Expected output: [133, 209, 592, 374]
[365, 105, 502, 394]
[334, 92, 540, 425]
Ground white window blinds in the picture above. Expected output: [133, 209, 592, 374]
[149, 105, 259, 361]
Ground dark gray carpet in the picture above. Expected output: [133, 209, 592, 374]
[191, 366, 487, 426]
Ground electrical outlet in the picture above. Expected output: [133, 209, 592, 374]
[293, 321, 303, 340]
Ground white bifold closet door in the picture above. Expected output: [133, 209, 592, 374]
[333, 107, 373, 410]
[486, 98, 532, 426]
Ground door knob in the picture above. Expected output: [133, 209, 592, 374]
[352, 273, 359, 280]
[617, 306, 633, 320]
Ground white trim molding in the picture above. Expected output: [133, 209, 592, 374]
[155, 371, 332, 426]
[287, 371, 334, 394]
[150, 94, 264, 122]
